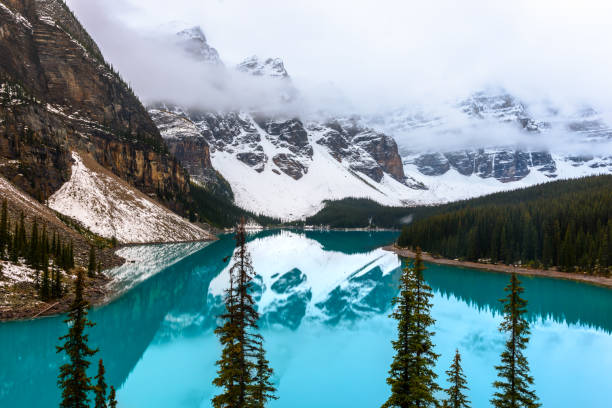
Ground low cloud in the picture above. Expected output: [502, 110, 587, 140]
[66, 0, 612, 154]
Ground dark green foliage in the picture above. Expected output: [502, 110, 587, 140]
[94, 359, 108, 408]
[0, 211, 73, 298]
[382, 248, 440, 408]
[88, 246, 96, 277]
[397, 175, 612, 274]
[250, 341, 278, 408]
[305, 198, 414, 228]
[491, 274, 540, 408]
[52, 266, 63, 299]
[57, 269, 98, 408]
[213, 219, 277, 407]
[443, 349, 470, 408]
[0, 199, 7, 259]
[181, 182, 279, 228]
[108, 386, 117, 408]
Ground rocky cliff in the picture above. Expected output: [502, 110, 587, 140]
[0, 0, 190, 207]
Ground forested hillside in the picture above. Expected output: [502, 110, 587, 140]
[397, 175, 612, 274]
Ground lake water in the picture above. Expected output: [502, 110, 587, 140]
[0, 230, 611, 407]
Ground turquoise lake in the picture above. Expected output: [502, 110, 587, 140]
[1, 230, 611, 407]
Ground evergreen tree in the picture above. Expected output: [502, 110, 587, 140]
[52, 266, 62, 299]
[108, 386, 117, 408]
[212, 218, 276, 408]
[443, 349, 470, 408]
[29, 218, 39, 267]
[57, 269, 98, 408]
[69, 240, 75, 269]
[94, 359, 108, 408]
[41, 264, 50, 301]
[250, 341, 278, 408]
[10, 223, 19, 262]
[491, 274, 540, 408]
[88, 246, 96, 277]
[382, 248, 440, 408]
[17, 212, 26, 258]
[0, 199, 7, 259]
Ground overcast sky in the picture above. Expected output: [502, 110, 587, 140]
[66, 0, 612, 124]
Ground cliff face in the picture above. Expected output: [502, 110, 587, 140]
[0, 0, 189, 204]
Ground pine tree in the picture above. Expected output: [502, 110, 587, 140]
[491, 274, 540, 408]
[57, 269, 98, 408]
[443, 349, 470, 408]
[41, 264, 50, 301]
[10, 223, 19, 262]
[108, 386, 117, 408]
[17, 212, 26, 258]
[88, 246, 96, 277]
[69, 240, 75, 269]
[0, 199, 7, 259]
[250, 341, 278, 408]
[382, 247, 440, 408]
[52, 266, 62, 299]
[212, 218, 276, 408]
[94, 359, 108, 408]
[29, 218, 39, 267]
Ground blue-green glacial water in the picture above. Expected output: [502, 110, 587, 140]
[0, 230, 611, 407]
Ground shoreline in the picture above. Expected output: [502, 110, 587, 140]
[383, 245, 612, 289]
[0, 238, 215, 322]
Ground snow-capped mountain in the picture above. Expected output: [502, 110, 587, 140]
[149, 27, 611, 220]
[237, 55, 289, 78]
[175, 26, 222, 65]
[365, 91, 612, 183]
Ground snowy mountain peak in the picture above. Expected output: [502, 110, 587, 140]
[237, 55, 289, 79]
[176, 26, 222, 65]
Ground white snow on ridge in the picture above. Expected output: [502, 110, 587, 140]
[48, 152, 213, 244]
[212, 137, 609, 220]
[211, 133, 416, 221]
[400, 154, 609, 205]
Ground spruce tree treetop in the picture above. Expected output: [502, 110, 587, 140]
[250, 340, 278, 408]
[108, 386, 117, 408]
[443, 349, 470, 408]
[212, 217, 277, 408]
[491, 273, 540, 408]
[94, 359, 108, 408]
[57, 269, 98, 408]
[382, 247, 440, 408]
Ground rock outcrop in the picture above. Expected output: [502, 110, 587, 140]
[0, 0, 191, 210]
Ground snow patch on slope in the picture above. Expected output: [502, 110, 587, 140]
[0, 261, 36, 287]
[106, 242, 210, 298]
[400, 154, 609, 204]
[48, 152, 212, 244]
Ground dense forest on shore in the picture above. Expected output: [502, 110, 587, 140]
[397, 175, 612, 274]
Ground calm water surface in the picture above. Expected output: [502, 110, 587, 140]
[0, 230, 611, 407]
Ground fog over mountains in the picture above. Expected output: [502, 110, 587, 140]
[64, 0, 612, 219]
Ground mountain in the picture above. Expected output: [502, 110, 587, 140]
[148, 27, 434, 220]
[0, 0, 214, 241]
[148, 27, 611, 220]
[237, 55, 289, 78]
[365, 91, 611, 183]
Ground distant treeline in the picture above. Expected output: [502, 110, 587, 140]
[170, 182, 281, 228]
[397, 175, 612, 274]
[304, 198, 414, 228]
